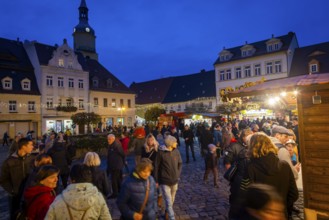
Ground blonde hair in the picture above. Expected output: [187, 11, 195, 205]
[83, 152, 101, 167]
[248, 133, 278, 158]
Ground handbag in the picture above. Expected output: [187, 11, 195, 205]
[224, 162, 238, 181]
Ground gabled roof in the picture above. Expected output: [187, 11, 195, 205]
[33, 41, 133, 94]
[290, 41, 329, 77]
[214, 32, 296, 65]
[129, 77, 174, 104]
[162, 70, 216, 103]
[79, 58, 134, 94]
[0, 37, 40, 95]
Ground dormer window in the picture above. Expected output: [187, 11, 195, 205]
[2, 77, 13, 90]
[58, 59, 64, 67]
[266, 38, 282, 52]
[106, 79, 113, 88]
[92, 79, 99, 87]
[219, 50, 233, 61]
[309, 59, 319, 73]
[21, 78, 31, 91]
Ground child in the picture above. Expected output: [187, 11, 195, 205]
[203, 144, 219, 187]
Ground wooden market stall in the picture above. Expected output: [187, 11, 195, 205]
[228, 73, 329, 220]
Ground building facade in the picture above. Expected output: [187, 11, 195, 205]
[0, 38, 42, 138]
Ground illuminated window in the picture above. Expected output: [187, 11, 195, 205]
[58, 59, 64, 67]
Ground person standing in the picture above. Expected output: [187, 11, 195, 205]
[0, 138, 35, 219]
[8, 133, 22, 156]
[182, 125, 196, 163]
[203, 144, 219, 188]
[154, 135, 182, 220]
[2, 131, 9, 147]
[132, 127, 146, 165]
[107, 134, 125, 199]
[45, 164, 112, 220]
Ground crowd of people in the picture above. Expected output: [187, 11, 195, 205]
[0, 116, 301, 220]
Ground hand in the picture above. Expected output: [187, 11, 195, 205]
[295, 163, 301, 173]
[133, 212, 143, 220]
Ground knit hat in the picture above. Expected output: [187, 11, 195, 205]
[164, 135, 177, 147]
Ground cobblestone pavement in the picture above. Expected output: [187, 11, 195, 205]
[0, 139, 304, 220]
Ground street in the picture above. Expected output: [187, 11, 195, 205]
[0, 139, 304, 220]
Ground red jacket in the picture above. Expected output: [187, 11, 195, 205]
[120, 137, 130, 155]
[24, 185, 56, 220]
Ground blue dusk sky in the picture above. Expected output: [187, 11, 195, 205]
[1, 0, 329, 86]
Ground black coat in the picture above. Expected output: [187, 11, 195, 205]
[89, 166, 110, 197]
[107, 140, 125, 172]
[47, 142, 71, 175]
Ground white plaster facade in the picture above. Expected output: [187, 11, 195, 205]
[215, 34, 299, 105]
[163, 97, 217, 114]
[25, 40, 89, 134]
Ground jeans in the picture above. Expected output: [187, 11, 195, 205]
[160, 184, 178, 220]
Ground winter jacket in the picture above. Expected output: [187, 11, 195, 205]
[154, 146, 182, 186]
[213, 129, 222, 147]
[89, 166, 111, 198]
[117, 172, 157, 220]
[0, 152, 35, 195]
[200, 129, 213, 151]
[107, 140, 125, 172]
[240, 153, 298, 213]
[47, 142, 71, 175]
[183, 129, 194, 145]
[120, 137, 130, 155]
[45, 183, 112, 220]
[131, 138, 145, 156]
[24, 185, 56, 220]
[204, 152, 218, 169]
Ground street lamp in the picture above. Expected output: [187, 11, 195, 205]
[117, 107, 125, 125]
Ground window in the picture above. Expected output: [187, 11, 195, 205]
[103, 98, 108, 107]
[244, 66, 251, 77]
[58, 77, 64, 87]
[310, 64, 318, 73]
[275, 61, 282, 73]
[22, 81, 30, 90]
[79, 99, 84, 109]
[66, 98, 73, 107]
[254, 64, 261, 76]
[242, 51, 247, 57]
[68, 61, 73, 68]
[68, 78, 74, 88]
[78, 79, 84, 89]
[58, 98, 62, 106]
[274, 43, 279, 50]
[107, 79, 113, 88]
[28, 101, 35, 112]
[9, 101, 17, 112]
[46, 76, 53, 86]
[128, 99, 131, 108]
[93, 79, 98, 87]
[112, 99, 116, 107]
[120, 99, 124, 107]
[94, 98, 98, 107]
[3, 79, 12, 89]
[235, 67, 241, 79]
[58, 59, 64, 67]
[266, 62, 273, 74]
[219, 70, 225, 81]
[226, 69, 231, 80]
[267, 45, 273, 52]
[46, 98, 53, 109]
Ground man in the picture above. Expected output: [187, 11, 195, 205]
[107, 134, 125, 198]
[45, 164, 112, 219]
[182, 125, 195, 163]
[2, 131, 9, 147]
[270, 125, 300, 216]
[8, 133, 23, 156]
[154, 135, 182, 220]
[0, 137, 35, 219]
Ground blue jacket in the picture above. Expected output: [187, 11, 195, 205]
[117, 172, 157, 220]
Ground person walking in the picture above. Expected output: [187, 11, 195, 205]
[2, 131, 9, 147]
[182, 125, 196, 163]
[154, 135, 182, 220]
[203, 144, 219, 188]
[117, 158, 157, 220]
[0, 138, 35, 219]
[107, 134, 125, 199]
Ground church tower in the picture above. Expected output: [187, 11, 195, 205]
[73, 0, 98, 60]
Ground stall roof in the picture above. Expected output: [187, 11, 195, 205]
[228, 73, 329, 98]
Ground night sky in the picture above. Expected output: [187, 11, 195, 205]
[1, 0, 329, 86]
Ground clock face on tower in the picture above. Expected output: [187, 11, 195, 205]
[85, 27, 90, 32]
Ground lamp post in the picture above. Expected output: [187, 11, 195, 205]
[117, 107, 125, 125]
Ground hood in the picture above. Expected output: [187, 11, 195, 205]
[24, 185, 53, 204]
[250, 153, 280, 175]
[62, 183, 100, 211]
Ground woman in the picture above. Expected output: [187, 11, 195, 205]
[24, 165, 59, 220]
[141, 134, 159, 169]
[240, 133, 299, 218]
[117, 158, 157, 220]
[83, 152, 110, 198]
[224, 128, 253, 219]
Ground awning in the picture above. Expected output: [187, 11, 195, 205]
[228, 73, 329, 98]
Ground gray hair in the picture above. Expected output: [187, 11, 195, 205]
[83, 152, 101, 167]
